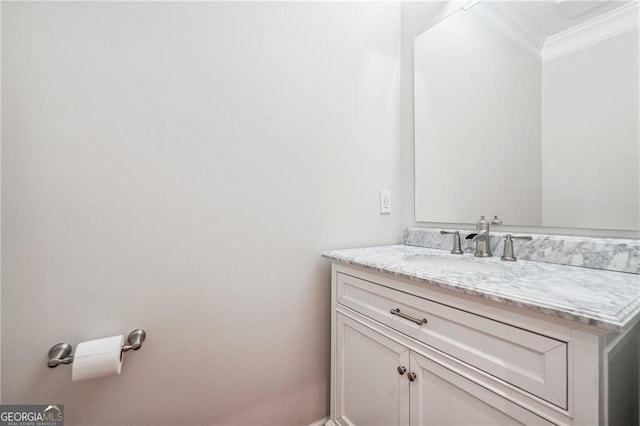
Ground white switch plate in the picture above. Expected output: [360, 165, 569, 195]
[380, 190, 391, 214]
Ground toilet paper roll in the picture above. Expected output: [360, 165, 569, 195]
[72, 335, 124, 382]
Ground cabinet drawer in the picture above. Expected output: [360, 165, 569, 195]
[337, 272, 568, 409]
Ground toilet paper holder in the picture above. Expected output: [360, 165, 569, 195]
[47, 329, 146, 368]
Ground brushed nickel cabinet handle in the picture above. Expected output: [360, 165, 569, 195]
[397, 366, 406, 375]
[390, 308, 428, 326]
[408, 372, 417, 382]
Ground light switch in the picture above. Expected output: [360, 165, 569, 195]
[380, 190, 391, 214]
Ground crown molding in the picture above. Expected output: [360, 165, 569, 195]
[467, 0, 638, 62]
[471, 1, 544, 60]
[542, 1, 639, 61]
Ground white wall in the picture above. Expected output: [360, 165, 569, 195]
[0, 0, 3, 403]
[1, 2, 402, 424]
[413, 8, 542, 226]
[542, 29, 640, 231]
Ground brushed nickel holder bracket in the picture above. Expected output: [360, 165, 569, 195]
[47, 329, 146, 368]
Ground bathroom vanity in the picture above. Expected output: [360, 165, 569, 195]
[323, 231, 640, 426]
[372, 1, 640, 423]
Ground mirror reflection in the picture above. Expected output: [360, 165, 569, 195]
[414, 0, 639, 231]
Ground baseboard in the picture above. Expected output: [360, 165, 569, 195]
[308, 416, 331, 426]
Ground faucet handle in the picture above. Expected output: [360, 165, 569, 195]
[440, 230, 463, 254]
[501, 234, 532, 261]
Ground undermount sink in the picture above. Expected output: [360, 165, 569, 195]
[403, 254, 509, 274]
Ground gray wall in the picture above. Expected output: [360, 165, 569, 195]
[1, 2, 402, 424]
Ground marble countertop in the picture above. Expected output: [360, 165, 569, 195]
[323, 245, 640, 332]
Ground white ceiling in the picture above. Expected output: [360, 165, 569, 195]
[503, 0, 635, 39]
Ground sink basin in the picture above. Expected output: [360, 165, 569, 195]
[403, 254, 508, 274]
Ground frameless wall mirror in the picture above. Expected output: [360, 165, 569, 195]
[414, 0, 639, 232]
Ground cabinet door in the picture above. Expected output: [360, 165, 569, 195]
[336, 313, 410, 426]
[409, 351, 554, 426]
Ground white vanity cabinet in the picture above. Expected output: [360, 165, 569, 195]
[336, 313, 409, 425]
[327, 262, 640, 426]
[336, 313, 553, 426]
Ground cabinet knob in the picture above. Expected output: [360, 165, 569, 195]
[408, 372, 417, 382]
[397, 366, 406, 375]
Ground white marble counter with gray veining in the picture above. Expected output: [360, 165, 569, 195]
[323, 245, 640, 332]
[404, 227, 640, 274]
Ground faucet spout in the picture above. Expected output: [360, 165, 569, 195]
[467, 216, 492, 257]
[465, 230, 488, 242]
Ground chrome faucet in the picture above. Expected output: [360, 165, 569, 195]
[465, 215, 492, 257]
